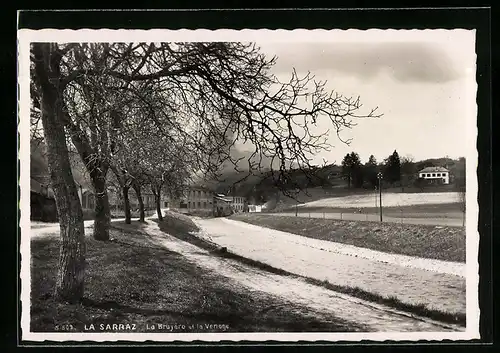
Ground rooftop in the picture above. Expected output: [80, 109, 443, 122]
[419, 166, 449, 173]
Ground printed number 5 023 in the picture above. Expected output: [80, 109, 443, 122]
[54, 324, 74, 331]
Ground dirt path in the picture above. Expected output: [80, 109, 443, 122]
[113, 220, 463, 332]
[192, 218, 466, 316]
[29, 210, 166, 237]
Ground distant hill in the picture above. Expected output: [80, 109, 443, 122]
[196, 162, 344, 205]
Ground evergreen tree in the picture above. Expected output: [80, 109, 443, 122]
[349, 152, 364, 188]
[383, 150, 402, 185]
[342, 152, 363, 188]
[341, 153, 353, 188]
[365, 155, 378, 188]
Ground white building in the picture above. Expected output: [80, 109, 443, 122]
[225, 195, 247, 213]
[418, 167, 450, 185]
[248, 204, 262, 213]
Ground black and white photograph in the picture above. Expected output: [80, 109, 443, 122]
[18, 27, 479, 342]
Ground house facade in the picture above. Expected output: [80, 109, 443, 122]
[248, 204, 262, 213]
[162, 186, 213, 211]
[186, 187, 213, 211]
[418, 166, 450, 185]
[225, 195, 247, 213]
[213, 194, 233, 216]
[163, 185, 246, 216]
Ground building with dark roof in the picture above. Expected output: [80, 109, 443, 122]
[418, 166, 450, 185]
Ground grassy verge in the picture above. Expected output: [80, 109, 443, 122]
[155, 212, 465, 327]
[110, 209, 156, 219]
[230, 214, 465, 263]
[31, 227, 360, 333]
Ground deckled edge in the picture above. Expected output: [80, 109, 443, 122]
[18, 28, 480, 343]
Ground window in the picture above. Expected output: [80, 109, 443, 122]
[188, 201, 191, 208]
[203, 201, 207, 208]
[164, 201, 168, 207]
[197, 201, 201, 208]
[436, 173, 441, 177]
[432, 173, 436, 177]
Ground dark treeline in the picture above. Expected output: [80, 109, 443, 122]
[214, 151, 467, 204]
[340, 150, 466, 190]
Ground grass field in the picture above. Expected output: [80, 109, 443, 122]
[296, 192, 461, 209]
[264, 186, 461, 211]
[280, 202, 463, 219]
[31, 227, 358, 333]
[230, 214, 465, 263]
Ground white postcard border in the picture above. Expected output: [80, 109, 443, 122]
[18, 28, 480, 343]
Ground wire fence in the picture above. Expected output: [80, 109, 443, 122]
[269, 207, 465, 227]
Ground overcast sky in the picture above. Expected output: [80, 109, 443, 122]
[254, 30, 476, 165]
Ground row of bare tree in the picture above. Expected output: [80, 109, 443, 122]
[29, 42, 381, 303]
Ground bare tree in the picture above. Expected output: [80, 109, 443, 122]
[30, 41, 381, 302]
[31, 43, 86, 302]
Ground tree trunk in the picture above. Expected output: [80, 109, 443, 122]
[122, 186, 131, 224]
[132, 183, 145, 222]
[33, 43, 86, 303]
[155, 193, 163, 221]
[91, 171, 111, 241]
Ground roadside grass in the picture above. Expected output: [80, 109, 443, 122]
[110, 209, 156, 219]
[307, 279, 465, 326]
[230, 214, 465, 263]
[156, 212, 466, 327]
[31, 227, 361, 333]
[279, 202, 463, 219]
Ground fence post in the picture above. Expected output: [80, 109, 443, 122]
[323, 212, 325, 219]
[340, 212, 342, 220]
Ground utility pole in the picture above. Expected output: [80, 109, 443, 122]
[377, 172, 383, 222]
[295, 189, 299, 217]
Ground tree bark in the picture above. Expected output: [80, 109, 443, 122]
[122, 186, 132, 224]
[91, 170, 111, 240]
[155, 192, 163, 221]
[132, 182, 145, 222]
[33, 43, 86, 303]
